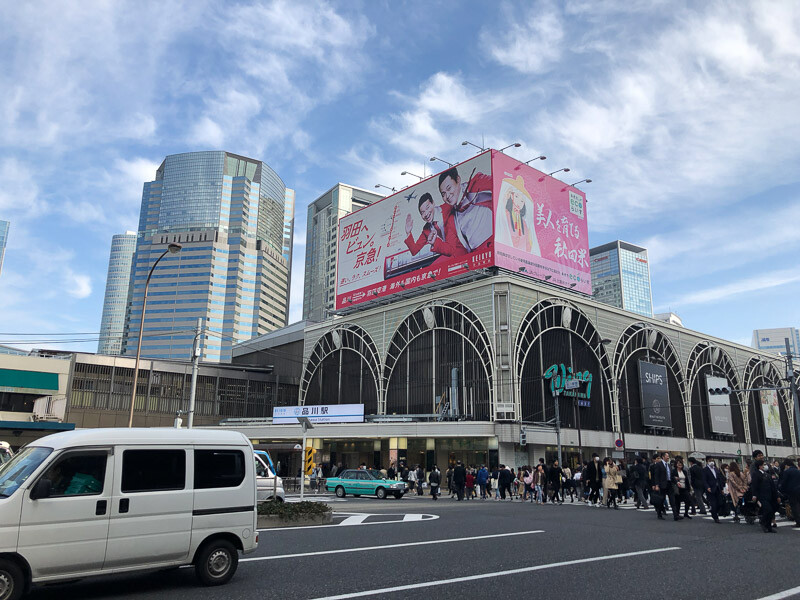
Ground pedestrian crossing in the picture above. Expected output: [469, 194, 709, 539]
[557, 498, 799, 530]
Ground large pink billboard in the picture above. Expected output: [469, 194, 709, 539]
[335, 150, 591, 309]
[492, 152, 591, 293]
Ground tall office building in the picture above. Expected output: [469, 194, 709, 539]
[98, 231, 137, 355]
[302, 183, 382, 322]
[0, 220, 9, 277]
[752, 327, 800, 356]
[590, 240, 653, 317]
[282, 188, 295, 317]
[123, 151, 291, 362]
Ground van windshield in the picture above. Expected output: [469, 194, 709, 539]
[0, 446, 53, 498]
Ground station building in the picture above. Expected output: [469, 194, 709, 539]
[231, 270, 800, 472]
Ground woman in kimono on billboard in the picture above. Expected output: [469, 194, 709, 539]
[497, 175, 541, 256]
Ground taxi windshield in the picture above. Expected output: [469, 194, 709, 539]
[0, 446, 53, 498]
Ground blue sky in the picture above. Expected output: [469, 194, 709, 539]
[1, 0, 799, 352]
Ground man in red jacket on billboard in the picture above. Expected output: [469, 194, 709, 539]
[404, 192, 468, 260]
[438, 166, 493, 253]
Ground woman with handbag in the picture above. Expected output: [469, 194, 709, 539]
[670, 458, 692, 520]
[603, 458, 619, 509]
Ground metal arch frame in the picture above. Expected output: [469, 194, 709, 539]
[686, 342, 746, 443]
[514, 297, 615, 429]
[383, 299, 495, 419]
[299, 324, 382, 409]
[744, 357, 797, 447]
[613, 323, 689, 437]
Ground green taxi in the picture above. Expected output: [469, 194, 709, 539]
[326, 469, 407, 499]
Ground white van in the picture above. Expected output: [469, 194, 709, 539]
[254, 453, 285, 502]
[0, 428, 258, 600]
[0, 442, 12, 465]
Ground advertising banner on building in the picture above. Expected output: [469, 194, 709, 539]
[759, 389, 784, 439]
[336, 152, 493, 308]
[272, 404, 365, 424]
[638, 361, 672, 429]
[335, 150, 592, 309]
[705, 375, 735, 436]
[492, 152, 591, 294]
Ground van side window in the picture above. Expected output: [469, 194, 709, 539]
[42, 452, 106, 496]
[254, 458, 267, 478]
[195, 450, 245, 489]
[122, 450, 186, 493]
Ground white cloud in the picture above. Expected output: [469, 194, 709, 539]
[0, 1, 200, 151]
[482, 1, 565, 74]
[659, 268, 800, 308]
[64, 269, 92, 299]
[189, 0, 374, 156]
[643, 200, 800, 279]
[531, 2, 800, 228]
[0, 158, 46, 218]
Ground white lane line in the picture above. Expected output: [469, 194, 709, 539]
[308, 546, 681, 600]
[258, 513, 439, 531]
[403, 514, 425, 521]
[755, 585, 800, 600]
[241, 529, 545, 563]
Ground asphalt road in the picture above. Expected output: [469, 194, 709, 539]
[27, 494, 800, 600]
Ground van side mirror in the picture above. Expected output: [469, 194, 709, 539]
[30, 478, 52, 500]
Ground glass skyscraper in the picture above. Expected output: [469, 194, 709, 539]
[0, 220, 9, 277]
[303, 183, 383, 322]
[123, 151, 291, 362]
[98, 231, 137, 355]
[590, 240, 653, 317]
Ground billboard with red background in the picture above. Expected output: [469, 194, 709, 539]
[336, 150, 591, 309]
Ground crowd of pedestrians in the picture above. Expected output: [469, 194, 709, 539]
[373, 450, 800, 533]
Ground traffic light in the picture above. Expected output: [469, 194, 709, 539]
[708, 387, 731, 395]
[304, 447, 316, 476]
[519, 429, 527, 446]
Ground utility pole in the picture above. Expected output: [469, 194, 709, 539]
[553, 388, 562, 467]
[187, 318, 203, 428]
[298, 417, 313, 501]
[786, 338, 800, 452]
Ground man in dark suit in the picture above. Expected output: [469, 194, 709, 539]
[688, 457, 706, 515]
[751, 458, 778, 533]
[453, 460, 467, 501]
[703, 457, 725, 523]
[651, 451, 671, 520]
[779, 458, 800, 528]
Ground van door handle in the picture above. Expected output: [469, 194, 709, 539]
[119, 498, 130, 513]
[96, 500, 107, 515]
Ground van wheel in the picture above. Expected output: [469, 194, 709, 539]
[195, 539, 238, 586]
[0, 558, 24, 600]
[335, 486, 346, 498]
[376, 487, 387, 499]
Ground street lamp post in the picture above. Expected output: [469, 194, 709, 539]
[128, 242, 182, 428]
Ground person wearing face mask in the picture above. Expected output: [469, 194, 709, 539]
[751, 458, 779, 533]
[703, 457, 725, 523]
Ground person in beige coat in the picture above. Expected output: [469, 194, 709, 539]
[727, 462, 748, 523]
[603, 458, 620, 509]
